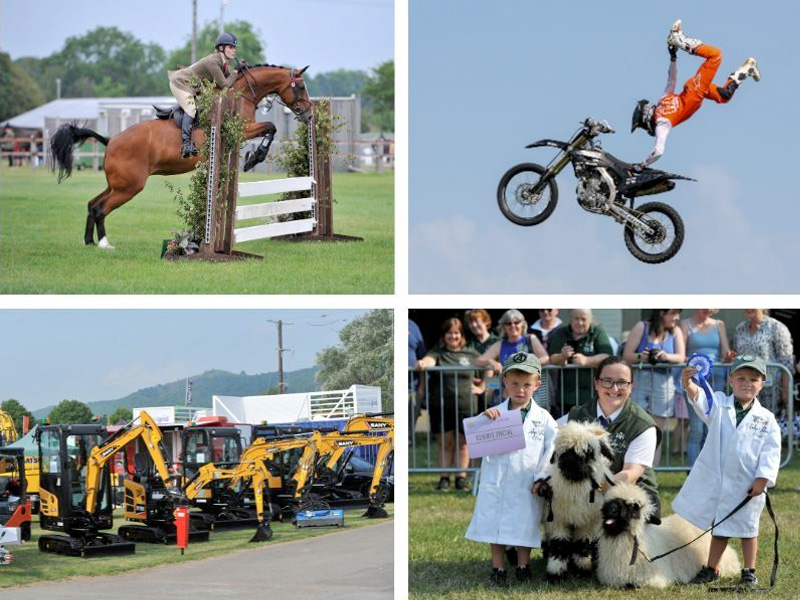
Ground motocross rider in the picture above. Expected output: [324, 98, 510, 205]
[630, 20, 760, 172]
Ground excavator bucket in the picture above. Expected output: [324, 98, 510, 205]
[363, 503, 389, 519]
[249, 521, 273, 543]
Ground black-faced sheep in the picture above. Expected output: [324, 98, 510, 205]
[596, 482, 740, 588]
[541, 421, 615, 582]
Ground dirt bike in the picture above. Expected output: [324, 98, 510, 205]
[497, 118, 694, 264]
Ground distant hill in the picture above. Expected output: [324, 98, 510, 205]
[32, 367, 319, 419]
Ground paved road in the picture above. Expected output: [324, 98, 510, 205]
[6, 521, 393, 600]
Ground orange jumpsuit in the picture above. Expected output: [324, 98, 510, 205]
[642, 44, 735, 167]
[654, 44, 732, 127]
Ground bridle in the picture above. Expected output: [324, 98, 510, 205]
[234, 63, 311, 121]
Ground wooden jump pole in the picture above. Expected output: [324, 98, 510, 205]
[200, 93, 244, 257]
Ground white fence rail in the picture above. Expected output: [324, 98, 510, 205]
[233, 176, 317, 243]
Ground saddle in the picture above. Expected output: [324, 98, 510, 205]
[153, 104, 187, 128]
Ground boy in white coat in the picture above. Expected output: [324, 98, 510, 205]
[673, 355, 781, 590]
[465, 352, 558, 587]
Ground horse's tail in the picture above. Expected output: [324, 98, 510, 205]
[50, 124, 110, 183]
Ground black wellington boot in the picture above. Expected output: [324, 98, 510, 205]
[180, 112, 198, 158]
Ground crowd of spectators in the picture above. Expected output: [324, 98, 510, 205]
[410, 309, 798, 489]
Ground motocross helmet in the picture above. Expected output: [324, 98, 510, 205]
[215, 32, 238, 48]
[631, 99, 656, 136]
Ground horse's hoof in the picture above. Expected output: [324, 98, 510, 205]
[97, 237, 116, 250]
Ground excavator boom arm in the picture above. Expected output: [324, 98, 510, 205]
[85, 411, 178, 513]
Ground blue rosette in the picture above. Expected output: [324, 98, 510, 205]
[687, 353, 715, 415]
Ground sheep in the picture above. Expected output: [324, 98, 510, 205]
[596, 482, 741, 589]
[541, 420, 615, 582]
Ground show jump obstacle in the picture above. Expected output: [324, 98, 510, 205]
[200, 94, 354, 259]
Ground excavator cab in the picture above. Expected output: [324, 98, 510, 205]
[36, 424, 135, 557]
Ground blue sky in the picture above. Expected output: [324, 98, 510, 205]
[409, 1, 797, 293]
[0, 0, 393, 73]
[0, 309, 369, 410]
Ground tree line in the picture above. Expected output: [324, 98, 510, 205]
[0, 21, 393, 132]
[0, 309, 393, 429]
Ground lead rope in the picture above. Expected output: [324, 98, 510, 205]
[708, 493, 779, 593]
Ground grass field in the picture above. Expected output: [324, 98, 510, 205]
[0, 165, 393, 294]
[409, 453, 800, 599]
[2, 505, 393, 588]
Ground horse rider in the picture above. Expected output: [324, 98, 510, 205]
[168, 32, 242, 158]
[630, 19, 760, 171]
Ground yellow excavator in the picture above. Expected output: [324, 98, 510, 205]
[113, 414, 210, 544]
[184, 433, 319, 541]
[292, 428, 394, 518]
[0, 411, 18, 447]
[37, 423, 134, 556]
[37, 411, 195, 556]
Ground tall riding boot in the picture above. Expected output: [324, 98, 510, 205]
[180, 113, 198, 158]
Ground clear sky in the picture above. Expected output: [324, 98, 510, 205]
[409, 1, 798, 293]
[0, 0, 393, 73]
[0, 309, 370, 410]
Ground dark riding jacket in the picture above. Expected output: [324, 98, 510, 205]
[168, 52, 238, 94]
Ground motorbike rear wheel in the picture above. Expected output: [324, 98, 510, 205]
[497, 163, 558, 226]
[623, 201, 684, 264]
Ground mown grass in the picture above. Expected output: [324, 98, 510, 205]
[2, 504, 393, 588]
[0, 165, 393, 294]
[409, 453, 800, 599]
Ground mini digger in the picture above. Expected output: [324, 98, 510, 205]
[179, 422, 260, 529]
[36, 423, 136, 557]
[36, 412, 204, 556]
[292, 427, 394, 518]
[113, 412, 209, 544]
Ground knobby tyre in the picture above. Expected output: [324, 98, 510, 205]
[497, 163, 558, 226]
[623, 201, 684, 264]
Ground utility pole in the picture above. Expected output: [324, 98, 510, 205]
[268, 320, 291, 394]
[219, 0, 228, 34]
[191, 0, 197, 63]
[185, 377, 193, 405]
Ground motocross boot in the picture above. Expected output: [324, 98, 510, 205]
[666, 19, 702, 54]
[730, 57, 761, 83]
[180, 112, 198, 158]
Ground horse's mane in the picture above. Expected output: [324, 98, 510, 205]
[245, 63, 291, 70]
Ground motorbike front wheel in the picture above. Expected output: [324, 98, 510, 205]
[623, 201, 684, 264]
[497, 163, 558, 226]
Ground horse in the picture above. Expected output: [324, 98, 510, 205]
[50, 65, 313, 249]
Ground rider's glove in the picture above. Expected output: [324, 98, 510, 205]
[632, 162, 645, 173]
[236, 60, 249, 72]
[669, 46, 678, 62]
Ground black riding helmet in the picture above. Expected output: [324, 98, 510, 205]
[631, 99, 656, 136]
[215, 32, 238, 49]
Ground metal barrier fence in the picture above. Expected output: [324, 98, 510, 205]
[409, 362, 796, 487]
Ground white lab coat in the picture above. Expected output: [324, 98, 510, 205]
[465, 400, 558, 548]
[672, 389, 781, 538]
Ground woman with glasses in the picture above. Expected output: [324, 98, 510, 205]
[564, 355, 661, 523]
[475, 310, 550, 410]
[623, 309, 686, 466]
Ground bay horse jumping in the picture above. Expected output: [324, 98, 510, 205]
[50, 65, 313, 249]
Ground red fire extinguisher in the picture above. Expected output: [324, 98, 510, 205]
[174, 507, 189, 555]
